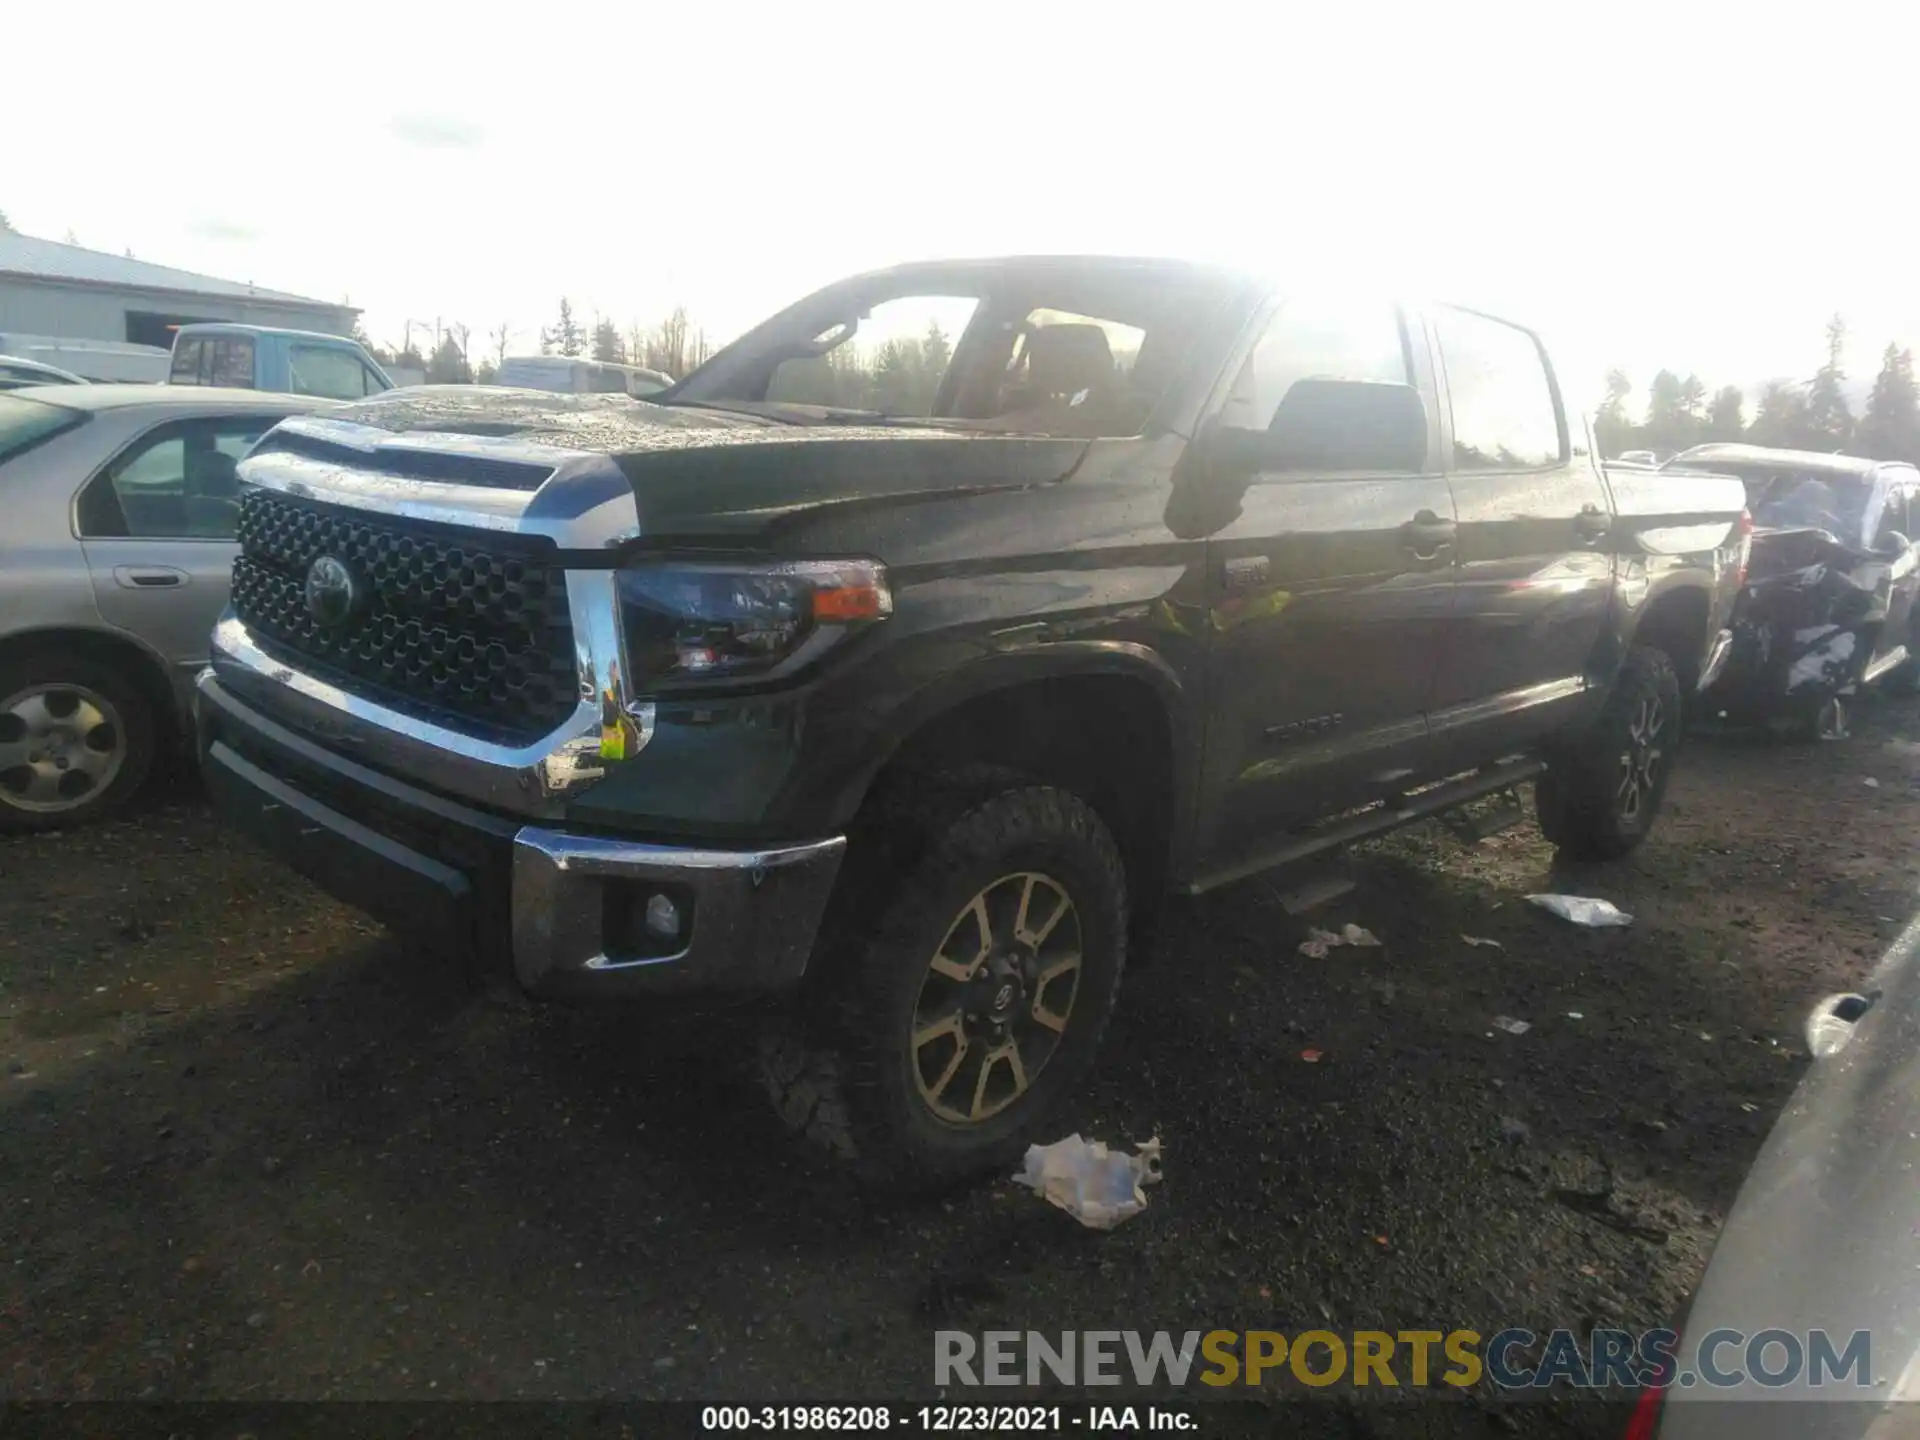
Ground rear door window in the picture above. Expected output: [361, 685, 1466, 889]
[1434, 307, 1565, 470]
[78, 414, 279, 539]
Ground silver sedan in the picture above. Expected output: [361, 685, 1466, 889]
[0, 384, 334, 829]
[1654, 917, 1920, 1437]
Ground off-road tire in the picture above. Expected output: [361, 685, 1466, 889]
[760, 774, 1128, 1190]
[0, 654, 156, 833]
[1536, 646, 1682, 862]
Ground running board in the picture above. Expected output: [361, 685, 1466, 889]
[1184, 757, 1546, 896]
[1441, 787, 1529, 844]
[1863, 645, 1910, 687]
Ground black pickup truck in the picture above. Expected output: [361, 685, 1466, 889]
[196, 257, 1747, 1184]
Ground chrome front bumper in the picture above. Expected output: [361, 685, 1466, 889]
[510, 829, 846, 998]
[197, 670, 845, 1001]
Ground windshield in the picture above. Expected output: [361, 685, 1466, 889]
[0, 393, 87, 467]
[1735, 466, 1883, 548]
[666, 264, 1244, 439]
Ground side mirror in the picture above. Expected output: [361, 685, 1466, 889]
[1211, 378, 1428, 476]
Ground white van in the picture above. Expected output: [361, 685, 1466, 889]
[0, 333, 172, 384]
[494, 355, 674, 398]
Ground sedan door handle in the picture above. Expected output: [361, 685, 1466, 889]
[1575, 506, 1612, 543]
[112, 566, 188, 589]
[1399, 511, 1456, 560]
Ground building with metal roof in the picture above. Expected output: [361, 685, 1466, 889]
[0, 232, 357, 352]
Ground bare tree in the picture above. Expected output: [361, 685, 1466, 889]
[490, 322, 512, 367]
[643, 306, 708, 379]
[448, 322, 472, 363]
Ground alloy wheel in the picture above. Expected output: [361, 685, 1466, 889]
[909, 871, 1083, 1125]
[1616, 693, 1666, 822]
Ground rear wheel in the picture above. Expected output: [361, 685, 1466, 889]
[760, 777, 1128, 1189]
[1536, 646, 1681, 861]
[0, 656, 155, 832]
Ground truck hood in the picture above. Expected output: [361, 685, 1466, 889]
[263, 386, 1090, 542]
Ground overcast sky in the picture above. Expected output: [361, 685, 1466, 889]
[11, 0, 1919, 407]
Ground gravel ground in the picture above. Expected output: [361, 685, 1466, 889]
[5, 697, 1920, 1435]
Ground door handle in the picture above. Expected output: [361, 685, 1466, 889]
[1575, 506, 1612, 543]
[112, 565, 188, 589]
[1399, 511, 1456, 560]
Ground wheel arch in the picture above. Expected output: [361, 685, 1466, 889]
[843, 642, 1198, 940]
[0, 625, 185, 748]
[1625, 580, 1712, 695]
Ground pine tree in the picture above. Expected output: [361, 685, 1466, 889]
[1803, 314, 1853, 450]
[542, 299, 583, 358]
[424, 335, 473, 384]
[591, 318, 626, 364]
[1750, 381, 1810, 448]
[1857, 343, 1920, 463]
[1707, 385, 1746, 442]
[1594, 369, 1634, 456]
[922, 320, 953, 380]
[1642, 370, 1691, 453]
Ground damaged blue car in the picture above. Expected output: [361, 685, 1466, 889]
[1675, 444, 1920, 739]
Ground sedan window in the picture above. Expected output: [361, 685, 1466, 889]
[77, 414, 279, 540]
[0, 393, 87, 465]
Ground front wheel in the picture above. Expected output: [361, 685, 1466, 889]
[760, 781, 1129, 1189]
[1536, 646, 1682, 862]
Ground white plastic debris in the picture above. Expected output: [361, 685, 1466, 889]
[1461, 934, 1504, 949]
[1865, 778, 1881, 788]
[1014, 1134, 1163, 1231]
[1492, 1016, 1532, 1035]
[1298, 923, 1382, 958]
[1527, 895, 1633, 928]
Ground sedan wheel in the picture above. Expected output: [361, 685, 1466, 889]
[0, 685, 127, 814]
[0, 658, 155, 831]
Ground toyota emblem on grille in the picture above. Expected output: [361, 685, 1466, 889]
[304, 554, 360, 627]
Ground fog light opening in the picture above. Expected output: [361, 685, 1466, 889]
[604, 881, 694, 961]
[643, 891, 682, 940]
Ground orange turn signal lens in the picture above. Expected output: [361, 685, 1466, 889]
[812, 584, 886, 623]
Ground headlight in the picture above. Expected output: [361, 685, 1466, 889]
[616, 557, 892, 691]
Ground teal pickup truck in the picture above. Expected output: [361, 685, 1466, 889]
[168, 324, 395, 400]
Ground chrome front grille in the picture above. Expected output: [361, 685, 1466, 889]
[229, 488, 577, 742]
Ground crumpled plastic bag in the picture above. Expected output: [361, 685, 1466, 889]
[1013, 1134, 1163, 1230]
[1298, 923, 1382, 958]
[1527, 894, 1633, 928]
